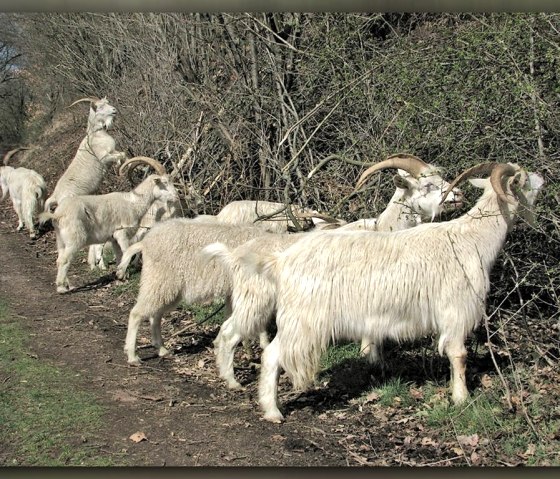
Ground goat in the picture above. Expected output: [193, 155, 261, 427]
[203, 154, 465, 389]
[43, 97, 127, 270]
[39, 157, 177, 293]
[119, 220, 277, 365]
[216, 200, 342, 233]
[87, 157, 183, 270]
[0, 148, 47, 238]
[242, 162, 543, 422]
[44, 97, 126, 212]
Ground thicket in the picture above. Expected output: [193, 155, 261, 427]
[2, 12, 559, 344]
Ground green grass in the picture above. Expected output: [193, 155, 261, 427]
[319, 342, 361, 371]
[418, 383, 560, 465]
[0, 299, 123, 466]
[178, 300, 227, 326]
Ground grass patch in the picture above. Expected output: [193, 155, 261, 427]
[0, 299, 123, 466]
[179, 300, 227, 326]
[418, 383, 560, 466]
[320, 342, 361, 371]
[111, 269, 141, 297]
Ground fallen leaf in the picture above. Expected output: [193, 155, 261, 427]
[410, 387, 424, 400]
[470, 451, 482, 465]
[271, 434, 285, 442]
[129, 431, 147, 443]
[421, 437, 438, 447]
[457, 434, 479, 448]
[365, 391, 380, 402]
[524, 444, 536, 457]
[480, 374, 493, 389]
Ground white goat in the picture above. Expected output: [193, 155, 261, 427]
[118, 220, 275, 365]
[44, 97, 126, 212]
[216, 199, 341, 233]
[43, 96, 127, 270]
[0, 148, 47, 238]
[40, 157, 177, 293]
[242, 162, 543, 422]
[87, 158, 182, 270]
[204, 154, 465, 389]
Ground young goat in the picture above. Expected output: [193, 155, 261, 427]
[118, 220, 276, 365]
[242, 162, 543, 422]
[0, 148, 47, 238]
[40, 157, 177, 293]
[203, 154, 464, 390]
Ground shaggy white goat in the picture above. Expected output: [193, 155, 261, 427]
[204, 154, 465, 389]
[44, 97, 126, 212]
[0, 148, 47, 238]
[244, 162, 543, 422]
[40, 157, 177, 293]
[118, 220, 275, 365]
[216, 199, 341, 233]
[43, 97, 127, 270]
[87, 157, 183, 270]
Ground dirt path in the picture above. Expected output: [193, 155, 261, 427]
[0, 211, 370, 467]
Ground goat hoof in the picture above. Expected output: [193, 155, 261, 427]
[263, 411, 284, 424]
[157, 347, 170, 357]
[128, 357, 143, 366]
[56, 285, 70, 294]
[227, 381, 244, 391]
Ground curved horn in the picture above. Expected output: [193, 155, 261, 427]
[490, 163, 519, 205]
[355, 153, 430, 191]
[439, 162, 518, 205]
[3, 147, 29, 166]
[67, 97, 101, 108]
[297, 211, 341, 224]
[119, 156, 166, 179]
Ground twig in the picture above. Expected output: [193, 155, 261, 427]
[483, 312, 513, 411]
[170, 303, 224, 338]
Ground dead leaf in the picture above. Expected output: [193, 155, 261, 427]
[410, 387, 424, 400]
[421, 436, 438, 447]
[457, 434, 479, 448]
[348, 450, 370, 466]
[404, 436, 413, 445]
[129, 431, 147, 443]
[480, 374, 493, 389]
[364, 391, 380, 403]
[271, 434, 285, 442]
[451, 446, 463, 456]
[524, 444, 536, 457]
[470, 451, 482, 465]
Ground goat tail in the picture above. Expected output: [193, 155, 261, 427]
[200, 242, 235, 272]
[44, 196, 57, 213]
[38, 211, 57, 226]
[237, 250, 279, 284]
[35, 185, 47, 213]
[116, 241, 144, 279]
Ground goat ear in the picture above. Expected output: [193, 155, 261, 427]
[91, 101, 98, 112]
[393, 174, 412, 190]
[468, 178, 487, 189]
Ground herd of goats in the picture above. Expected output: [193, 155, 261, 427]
[0, 96, 545, 422]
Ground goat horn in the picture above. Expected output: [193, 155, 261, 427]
[297, 211, 341, 224]
[490, 163, 519, 205]
[355, 153, 430, 191]
[119, 156, 166, 178]
[3, 147, 29, 166]
[439, 162, 518, 205]
[67, 97, 101, 108]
